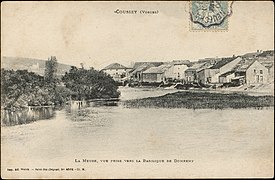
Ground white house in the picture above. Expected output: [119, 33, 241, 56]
[165, 61, 189, 81]
[102, 63, 131, 82]
[235, 60, 269, 85]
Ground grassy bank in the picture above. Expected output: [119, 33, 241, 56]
[123, 91, 274, 109]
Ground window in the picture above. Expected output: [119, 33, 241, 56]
[260, 76, 263, 82]
[260, 70, 263, 74]
[256, 75, 259, 82]
[254, 69, 256, 73]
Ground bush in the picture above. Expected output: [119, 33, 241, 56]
[62, 67, 120, 100]
[1, 69, 54, 108]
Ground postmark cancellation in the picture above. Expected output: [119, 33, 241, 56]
[190, 1, 233, 31]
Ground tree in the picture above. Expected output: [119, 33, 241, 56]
[44, 56, 60, 103]
[1, 67, 72, 109]
[1, 69, 51, 108]
[62, 66, 120, 100]
[44, 56, 58, 85]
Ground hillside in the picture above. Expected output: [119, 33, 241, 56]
[1, 56, 72, 76]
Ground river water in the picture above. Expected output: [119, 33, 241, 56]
[1, 87, 274, 178]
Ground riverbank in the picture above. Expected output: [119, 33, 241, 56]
[123, 91, 274, 109]
[120, 81, 274, 97]
[217, 83, 274, 96]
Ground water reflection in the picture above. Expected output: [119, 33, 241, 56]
[1, 107, 55, 126]
[65, 100, 119, 122]
[1, 86, 273, 127]
[1, 99, 120, 126]
[87, 100, 119, 107]
[67, 100, 119, 111]
[0, 87, 181, 126]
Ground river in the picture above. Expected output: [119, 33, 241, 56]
[1, 87, 274, 178]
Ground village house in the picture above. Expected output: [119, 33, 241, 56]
[131, 62, 164, 69]
[130, 62, 163, 82]
[184, 69, 196, 83]
[257, 50, 274, 82]
[142, 64, 171, 83]
[197, 56, 242, 84]
[185, 62, 211, 83]
[258, 59, 274, 83]
[164, 60, 190, 81]
[130, 63, 155, 82]
[264, 63, 274, 82]
[234, 60, 269, 85]
[197, 68, 216, 84]
[102, 63, 132, 82]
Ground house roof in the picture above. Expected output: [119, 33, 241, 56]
[209, 57, 240, 69]
[185, 62, 208, 72]
[235, 59, 257, 72]
[131, 63, 155, 74]
[143, 64, 171, 74]
[171, 60, 191, 66]
[184, 68, 196, 72]
[132, 62, 164, 69]
[102, 63, 129, 70]
[231, 76, 245, 80]
[219, 71, 235, 77]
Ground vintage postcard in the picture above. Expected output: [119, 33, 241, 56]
[1, 1, 274, 179]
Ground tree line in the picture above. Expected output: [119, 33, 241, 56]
[1, 57, 120, 110]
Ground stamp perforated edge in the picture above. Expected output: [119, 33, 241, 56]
[189, 1, 234, 32]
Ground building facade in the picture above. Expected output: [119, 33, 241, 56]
[142, 64, 169, 83]
[197, 68, 218, 84]
[165, 62, 189, 81]
[235, 60, 268, 85]
[245, 61, 268, 84]
[198, 57, 242, 84]
[185, 62, 209, 83]
[102, 63, 131, 82]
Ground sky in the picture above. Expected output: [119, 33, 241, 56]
[1, 1, 274, 69]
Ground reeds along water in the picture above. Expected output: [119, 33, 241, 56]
[1, 107, 54, 126]
[68, 100, 118, 112]
[69, 100, 87, 111]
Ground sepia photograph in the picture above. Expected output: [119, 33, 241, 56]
[1, 1, 274, 179]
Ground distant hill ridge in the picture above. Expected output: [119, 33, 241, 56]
[1, 56, 72, 76]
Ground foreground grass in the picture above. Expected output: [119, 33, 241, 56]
[123, 91, 274, 109]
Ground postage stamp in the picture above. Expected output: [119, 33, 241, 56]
[190, 1, 231, 31]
